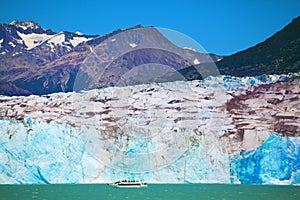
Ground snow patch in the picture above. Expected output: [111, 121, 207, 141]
[111, 38, 116, 42]
[183, 47, 197, 52]
[129, 43, 137, 48]
[48, 33, 65, 46]
[12, 52, 22, 56]
[70, 36, 92, 47]
[0, 38, 3, 48]
[75, 32, 83, 35]
[18, 25, 28, 30]
[193, 58, 200, 65]
[9, 42, 16, 48]
[17, 31, 53, 50]
[10, 20, 42, 30]
[15, 39, 23, 44]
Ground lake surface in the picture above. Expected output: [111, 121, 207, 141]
[1, 184, 300, 200]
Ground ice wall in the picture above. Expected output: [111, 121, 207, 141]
[0, 73, 299, 184]
[1, 118, 299, 184]
[232, 135, 300, 185]
[0, 118, 86, 183]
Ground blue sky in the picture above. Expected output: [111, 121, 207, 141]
[1, 0, 299, 55]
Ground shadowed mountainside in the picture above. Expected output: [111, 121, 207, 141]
[174, 16, 300, 81]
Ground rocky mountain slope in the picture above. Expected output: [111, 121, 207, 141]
[218, 16, 300, 76]
[175, 16, 300, 80]
[0, 74, 299, 184]
[0, 21, 222, 96]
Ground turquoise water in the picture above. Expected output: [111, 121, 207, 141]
[1, 184, 300, 200]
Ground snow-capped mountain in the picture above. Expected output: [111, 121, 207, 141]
[0, 20, 94, 56]
[10, 20, 44, 31]
[0, 20, 100, 95]
[0, 21, 223, 96]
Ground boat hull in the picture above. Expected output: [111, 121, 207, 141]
[109, 181, 148, 188]
[109, 184, 148, 188]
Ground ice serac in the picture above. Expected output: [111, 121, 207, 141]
[0, 74, 299, 184]
[232, 135, 300, 184]
[0, 118, 86, 184]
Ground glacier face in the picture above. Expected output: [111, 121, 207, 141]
[232, 135, 300, 185]
[0, 118, 229, 184]
[0, 73, 299, 184]
[1, 118, 300, 184]
[0, 118, 87, 184]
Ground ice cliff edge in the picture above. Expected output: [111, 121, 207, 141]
[0, 74, 299, 184]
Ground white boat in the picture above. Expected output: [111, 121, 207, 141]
[109, 180, 148, 188]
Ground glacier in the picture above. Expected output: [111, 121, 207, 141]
[232, 134, 300, 185]
[0, 73, 299, 184]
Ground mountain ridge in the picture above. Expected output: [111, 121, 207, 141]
[177, 16, 300, 80]
[218, 16, 300, 76]
[0, 21, 222, 96]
